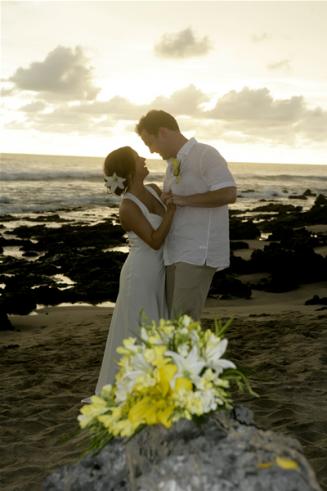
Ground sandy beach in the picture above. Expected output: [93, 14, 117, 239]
[1, 282, 326, 491]
[1, 167, 326, 490]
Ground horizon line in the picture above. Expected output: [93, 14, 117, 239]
[1, 151, 326, 167]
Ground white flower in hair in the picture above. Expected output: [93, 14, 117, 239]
[104, 172, 126, 193]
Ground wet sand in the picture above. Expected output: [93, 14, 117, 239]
[1, 282, 326, 490]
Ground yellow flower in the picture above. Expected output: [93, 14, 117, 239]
[157, 363, 177, 396]
[189, 396, 203, 415]
[78, 396, 108, 429]
[133, 373, 156, 392]
[175, 377, 193, 392]
[182, 392, 203, 414]
[100, 384, 114, 399]
[258, 457, 299, 472]
[144, 346, 168, 367]
[197, 369, 215, 391]
[98, 414, 114, 430]
[171, 158, 181, 182]
[258, 462, 273, 469]
[156, 402, 175, 427]
[116, 337, 138, 355]
[128, 396, 174, 428]
[148, 334, 162, 345]
[127, 365, 178, 429]
[114, 419, 138, 437]
[276, 457, 299, 471]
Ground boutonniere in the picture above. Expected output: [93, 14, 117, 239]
[171, 158, 181, 183]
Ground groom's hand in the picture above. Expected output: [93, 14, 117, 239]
[161, 191, 173, 205]
[162, 192, 186, 206]
[170, 194, 187, 206]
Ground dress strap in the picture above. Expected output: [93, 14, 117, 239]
[146, 185, 166, 209]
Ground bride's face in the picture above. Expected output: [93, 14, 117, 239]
[133, 152, 149, 180]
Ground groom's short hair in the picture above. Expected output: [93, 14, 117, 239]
[136, 110, 180, 136]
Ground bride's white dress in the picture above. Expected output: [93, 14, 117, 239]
[95, 186, 168, 394]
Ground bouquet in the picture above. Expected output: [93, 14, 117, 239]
[78, 315, 254, 450]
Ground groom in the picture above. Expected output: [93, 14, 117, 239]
[136, 110, 236, 321]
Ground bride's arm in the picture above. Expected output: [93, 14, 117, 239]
[119, 200, 175, 250]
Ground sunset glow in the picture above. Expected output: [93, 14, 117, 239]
[1, 1, 326, 164]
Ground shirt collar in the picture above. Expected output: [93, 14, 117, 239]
[177, 137, 197, 161]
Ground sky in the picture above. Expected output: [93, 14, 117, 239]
[1, 0, 327, 163]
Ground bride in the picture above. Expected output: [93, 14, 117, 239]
[95, 146, 175, 395]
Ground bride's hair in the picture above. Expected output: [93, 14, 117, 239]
[103, 146, 135, 196]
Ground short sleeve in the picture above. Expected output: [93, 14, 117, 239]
[200, 146, 236, 191]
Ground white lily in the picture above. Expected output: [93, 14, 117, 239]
[177, 343, 189, 357]
[199, 388, 218, 412]
[167, 346, 205, 385]
[181, 315, 192, 327]
[203, 335, 236, 375]
[115, 352, 153, 403]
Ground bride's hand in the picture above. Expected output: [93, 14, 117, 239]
[166, 201, 176, 214]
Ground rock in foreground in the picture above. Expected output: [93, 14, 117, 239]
[44, 406, 322, 491]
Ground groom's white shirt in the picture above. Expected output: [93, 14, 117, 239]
[163, 138, 236, 271]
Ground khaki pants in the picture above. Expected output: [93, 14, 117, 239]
[166, 262, 216, 321]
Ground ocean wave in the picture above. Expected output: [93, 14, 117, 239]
[0, 170, 101, 181]
[0, 196, 12, 204]
[0, 170, 165, 182]
[244, 174, 327, 182]
[0, 195, 118, 215]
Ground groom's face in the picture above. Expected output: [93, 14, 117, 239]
[140, 129, 171, 160]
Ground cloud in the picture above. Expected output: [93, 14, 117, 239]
[5, 84, 326, 145]
[20, 100, 47, 112]
[10, 96, 143, 134]
[6, 85, 208, 135]
[75, 96, 148, 119]
[87, 85, 208, 119]
[267, 59, 291, 71]
[208, 87, 305, 125]
[154, 28, 212, 58]
[151, 84, 209, 116]
[295, 107, 327, 142]
[43, 85, 208, 121]
[206, 87, 326, 144]
[1, 86, 15, 97]
[9, 46, 99, 100]
[251, 33, 270, 43]
[13, 103, 109, 134]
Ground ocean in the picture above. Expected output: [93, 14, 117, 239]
[1, 153, 327, 225]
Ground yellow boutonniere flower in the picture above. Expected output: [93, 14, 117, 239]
[171, 158, 181, 182]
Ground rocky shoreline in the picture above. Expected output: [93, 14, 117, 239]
[1, 194, 326, 328]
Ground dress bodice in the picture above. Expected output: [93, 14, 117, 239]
[123, 186, 165, 251]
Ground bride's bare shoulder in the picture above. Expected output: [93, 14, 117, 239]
[119, 198, 142, 227]
[120, 198, 139, 214]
